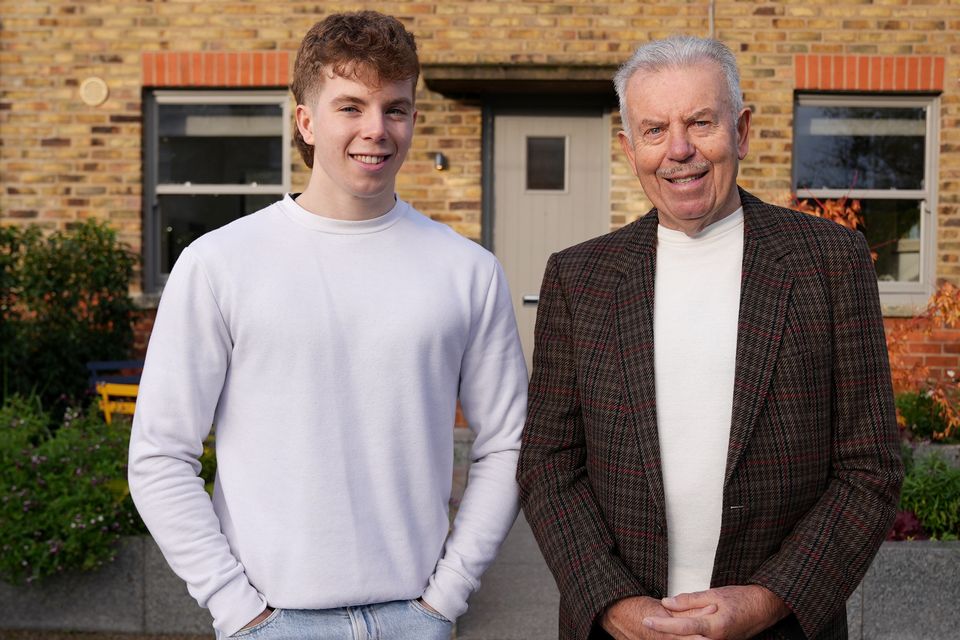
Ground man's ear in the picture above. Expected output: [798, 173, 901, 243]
[617, 130, 640, 179]
[295, 104, 315, 145]
[736, 108, 751, 160]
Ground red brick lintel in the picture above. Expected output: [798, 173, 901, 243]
[795, 54, 945, 92]
[142, 51, 291, 87]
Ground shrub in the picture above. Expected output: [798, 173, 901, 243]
[886, 284, 960, 441]
[0, 393, 219, 584]
[0, 226, 39, 401]
[887, 510, 929, 541]
[1, 221, 135, 411]
[0, 395, 144, 584]
[897, 390, 956, 443]
[899, 454, 960, 541]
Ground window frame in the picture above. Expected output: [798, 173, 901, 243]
[143, 90, 292, 293]
[792, 93, 940, 312]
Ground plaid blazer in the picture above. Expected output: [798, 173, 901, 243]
[517, 189, 903, 640]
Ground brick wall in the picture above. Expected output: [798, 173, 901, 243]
[2, 0, 959, 348]
[885, 319, 960, 388]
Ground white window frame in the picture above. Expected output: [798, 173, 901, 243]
[793, 93, 940, 313]
[144, 90, 292, 292]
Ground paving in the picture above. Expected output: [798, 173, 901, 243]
[456, 514, 559, 640]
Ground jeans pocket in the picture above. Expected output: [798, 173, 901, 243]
[408, 599, 452, 624]
[229, 608, 283, 638]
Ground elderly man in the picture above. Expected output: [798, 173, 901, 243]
[518, 35, 903, 640]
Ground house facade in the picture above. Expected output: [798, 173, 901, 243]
[1, 0, 958, 373]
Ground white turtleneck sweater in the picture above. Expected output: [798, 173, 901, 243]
[654, 208, 744, 596]
[129, 195, 528, 636]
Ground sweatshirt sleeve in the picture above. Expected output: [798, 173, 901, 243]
[421, 258, 528, 620]
[128, 247, 266, 636]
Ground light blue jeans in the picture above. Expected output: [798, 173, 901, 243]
[222, 600, 453, 640]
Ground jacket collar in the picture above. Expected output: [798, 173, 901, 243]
[617, 187, 792, 273]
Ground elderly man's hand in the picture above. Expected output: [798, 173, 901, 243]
[600, 595, 717, 640]
[641, 585, 789, 640]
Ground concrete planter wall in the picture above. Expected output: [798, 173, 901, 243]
[909, 442, 960, 468]
[847, 541, 960, 640]
[0, 535, 212, 635]
[3, 537, 958, 637]
[2, 435, 957, 637]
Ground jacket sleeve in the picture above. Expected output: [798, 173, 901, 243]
[517, 254, 647, 640]
[748, 231, 904, 637]
[128, 248, 266, 636]
[422, 259, 529, 621]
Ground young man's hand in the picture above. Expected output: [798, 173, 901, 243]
[239, 607, 274, 631]
[417, 597, 442, 615]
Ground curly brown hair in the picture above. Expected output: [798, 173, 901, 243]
[291, 11, 420, 168]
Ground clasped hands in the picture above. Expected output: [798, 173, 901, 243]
[600, 585, 789, 640]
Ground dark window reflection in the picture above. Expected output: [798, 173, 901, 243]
[526, 137, 566, 191]
[159, 194, 278, 274]
[860, 199, 921, 283]
[159, 104, 283, 185]
[794, 105, 925, 191]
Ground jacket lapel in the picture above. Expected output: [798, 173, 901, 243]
[614, 212, 667, 522]
[724, 190, 794, 486]
[613, 192, 795, 518]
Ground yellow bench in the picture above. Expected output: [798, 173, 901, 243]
[87, 359, 143, 423]
[96, 381, 139, 424]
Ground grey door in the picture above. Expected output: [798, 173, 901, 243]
[493, 111, 611, 371]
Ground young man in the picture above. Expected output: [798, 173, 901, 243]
[129, 12, 527, 639]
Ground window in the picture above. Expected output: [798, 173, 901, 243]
[526, 136, 567, 191]
[144, 91, 291, 291]
[793, 94, 939, 310]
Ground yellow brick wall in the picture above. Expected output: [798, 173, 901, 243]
[1, 0, 958, 284]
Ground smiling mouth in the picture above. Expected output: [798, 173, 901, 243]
[351, 154, 390, 166]
[666, 173, 706, 184]
[659, 162, 710, 184]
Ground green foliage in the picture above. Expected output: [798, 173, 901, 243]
[900, 441, 915, 476]
[199, 434, 217, 495]
[0, 226, 40, 402]
[897, 391, 958, 443]
[0, 394, 220, 584]
[0, 221, 135, 411]
[899, 454, 960, 541]
[0, 395, 146, 584]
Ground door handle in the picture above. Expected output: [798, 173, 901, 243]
[522, 295, 539, 305]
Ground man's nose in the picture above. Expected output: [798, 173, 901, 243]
[666, 126, 695, 161]
[361, 112, 387, 140]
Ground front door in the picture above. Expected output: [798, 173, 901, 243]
[493, 110, 611, 371]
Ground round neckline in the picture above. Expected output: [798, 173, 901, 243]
[279, 194, 407, 234]
[657, 208, 744, 246]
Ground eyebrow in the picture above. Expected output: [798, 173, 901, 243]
[638, 118, 667, 128]
[329, 94, 414, 109]
[688, 108, 717, 121]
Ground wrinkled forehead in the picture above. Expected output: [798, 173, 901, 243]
[626, 62, 732, 115]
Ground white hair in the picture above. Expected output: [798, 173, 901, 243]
[614, 35, 743, 140]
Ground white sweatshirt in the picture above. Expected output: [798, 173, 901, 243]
[128, 195, 528, 636]
[653, 208, 743, 596]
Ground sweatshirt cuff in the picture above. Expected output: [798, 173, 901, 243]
[422, 564, 476, 622]
[205, 573, 267, 636]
